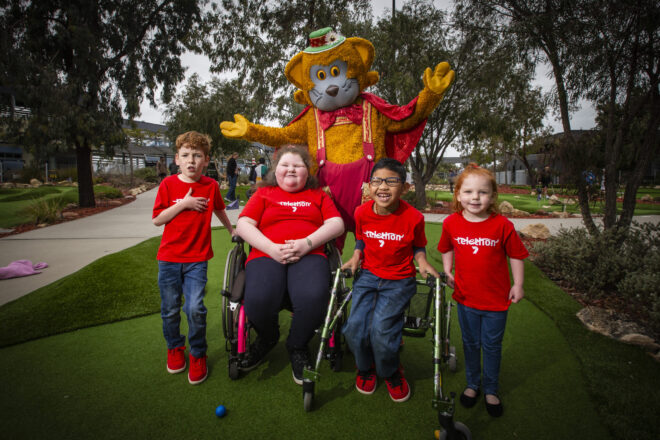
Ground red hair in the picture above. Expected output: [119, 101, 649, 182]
[451, 163, 500, 214]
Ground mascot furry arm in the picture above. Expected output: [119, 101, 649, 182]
[220, 28, 454, 234]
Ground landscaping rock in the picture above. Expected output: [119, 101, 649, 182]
[520, 223, 551, 239]
[549, 195, 562, 205]
[108, 200, 123, 206]
[1, 182, 16, 189]
[576, 306, 644, 339]
[62, 212, 79, 219]
[30, 178, 42, 187]
[434, 201, 446, 208]
[551, 211, 570, 218]
[619, 333, 660, 351]
[499, 201, 514, 214]
[641, 194, 652, 202]
[565, 198, 576, 205]
[512, 208, 530, 217]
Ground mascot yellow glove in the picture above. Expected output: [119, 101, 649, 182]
[220, 114, 249, 138]
[423, 62, 455, 96]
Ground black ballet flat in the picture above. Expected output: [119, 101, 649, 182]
[459, 388, 480, 408]
[485, 395, 504, 417]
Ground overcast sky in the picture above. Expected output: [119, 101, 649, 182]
[138, 0, 596, 141]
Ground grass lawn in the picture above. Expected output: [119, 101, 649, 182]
[1, 225, 657, 439]
[0, 185, 124, 228]
[425, 188, 660, 216]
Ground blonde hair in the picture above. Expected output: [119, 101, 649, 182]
[451, 163, 500, 214]
[175, 131, 211, 156]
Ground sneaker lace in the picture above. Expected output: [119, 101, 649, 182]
[386, 371, 402, 388]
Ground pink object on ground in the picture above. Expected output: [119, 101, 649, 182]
[0, 260, 48, 280]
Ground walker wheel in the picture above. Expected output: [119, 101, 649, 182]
[436, 421, 471, 440]
[303, 391, 313, 412]
[448, 346, 457, 373]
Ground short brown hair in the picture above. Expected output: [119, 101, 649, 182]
[259, 144, 318, 190]
[175, 131, 211, 156]
[451, 163, 500, 214]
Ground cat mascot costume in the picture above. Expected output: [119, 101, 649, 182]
[221, 28, 454, 247]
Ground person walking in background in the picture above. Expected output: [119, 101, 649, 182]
[168, 159, 178, 176]
[156, 156, 168, 184]
[226, 152, 239, 202]
[256, 157, 268, 182]
[537, 165, 552, 201]
[437, 163, 528, 418]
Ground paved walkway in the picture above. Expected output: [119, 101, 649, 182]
[1, 187, 658, 306]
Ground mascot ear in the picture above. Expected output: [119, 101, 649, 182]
[365, 71, 380, 88]
[293, 90, 308, 105]
[285, 52, 305, 90]
[348, 37, 375, 71]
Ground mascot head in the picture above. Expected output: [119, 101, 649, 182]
[285, 27, 380, 112]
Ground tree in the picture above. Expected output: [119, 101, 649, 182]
[0, 0, 208, 207]
[163, 74, 254, 161]
[367, 0, 536, 208]
[204, 0, 372, 124]
[454, 0, 660, 234]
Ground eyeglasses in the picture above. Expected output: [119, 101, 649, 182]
[369, 177, 402, 187]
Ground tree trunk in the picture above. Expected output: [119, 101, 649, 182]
[412, 168, 427, 210]
[575, 176, 600, 236]
[76, 140, 96, 208]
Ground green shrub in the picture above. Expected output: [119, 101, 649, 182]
[133, 167, 157, 182]
[22, 196, 66, 224]
[95, 186, 123, 199]
[532, 222, 660, 335]
[55, 167, 78, 181]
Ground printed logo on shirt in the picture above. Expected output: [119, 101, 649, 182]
[364, 230, 404, 247]
[454, 237, 499, 254]
[278, 201, 311, 213]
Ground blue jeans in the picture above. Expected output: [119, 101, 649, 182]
[226, 175, 238, 201]
[158, 261, 208, 358]
[342, 269, 416, 378]
[456, 303, 508, 396]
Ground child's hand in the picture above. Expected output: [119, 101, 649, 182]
[418, 261, 441, 280]
[509, 284, 525, 303]
[284, 239, 311, 260]
[267, 242, 298, 265]
[341, 256, 360, 276]
[444, 272, 455, 289]
[230, 228, 239, 237]
[180, 188, 208, 212]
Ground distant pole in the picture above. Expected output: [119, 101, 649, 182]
[392, 0, 396, 18]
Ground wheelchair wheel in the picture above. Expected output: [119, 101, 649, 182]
[448, 346, 457, 373]
[229, 358, 240, 380]
[435, 422, 471, 440]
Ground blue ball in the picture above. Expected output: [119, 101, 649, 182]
[215, 405, 226, 418]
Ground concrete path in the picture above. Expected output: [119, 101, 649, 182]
[1, 187, 657, 307]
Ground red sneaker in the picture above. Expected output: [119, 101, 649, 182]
[355, 367, 377, 395]
[385, 367, 411, 402]
[166, 346, 186, 374]
[188, 354, 208, 385]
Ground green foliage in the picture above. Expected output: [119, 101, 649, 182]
[133, 167, 157, 182]
[532, 222, 660, 335]
[21, 197, 66, 225]
[95, 186, 123, 199]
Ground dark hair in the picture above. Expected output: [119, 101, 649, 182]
[371, 158, 406, 181]
[259, 144, 318, 190]
[258, 157, 265, 164]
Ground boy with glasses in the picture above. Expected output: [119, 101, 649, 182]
[342, 158, 439, 402]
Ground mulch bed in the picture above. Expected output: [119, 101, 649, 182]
[0, 196, 136, 238]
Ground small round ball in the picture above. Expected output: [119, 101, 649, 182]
[215, 405, 227, 418]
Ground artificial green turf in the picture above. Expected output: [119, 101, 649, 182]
[3, 225, 658, 439]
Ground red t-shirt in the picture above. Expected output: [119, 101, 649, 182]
[355, 200, 427, 280]
[239, 186, 341, 263]
[153, 175, 225, 263]
[437, 213, 529, 311]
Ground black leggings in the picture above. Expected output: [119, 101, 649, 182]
[244, 254, 330, 349]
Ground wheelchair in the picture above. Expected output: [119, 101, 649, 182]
[221, 236, 348, 386]
[404, 273, 471, 440]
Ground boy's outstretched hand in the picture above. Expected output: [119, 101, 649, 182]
[341, 252, 361, 276]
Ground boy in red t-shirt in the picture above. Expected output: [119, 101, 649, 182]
[152, 131, 235, 385]
[342, 158, 439, 403]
